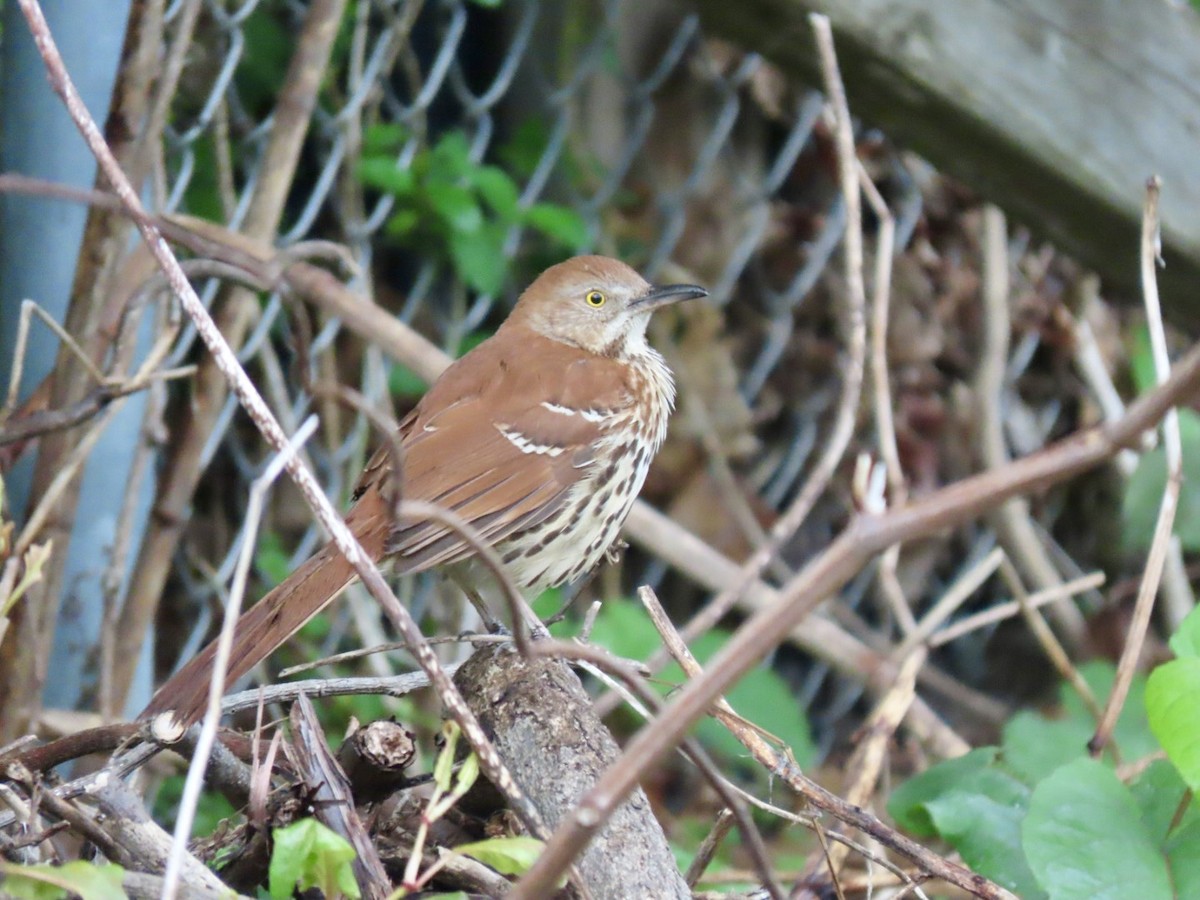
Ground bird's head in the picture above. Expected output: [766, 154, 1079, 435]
[505, 255, 707, 358]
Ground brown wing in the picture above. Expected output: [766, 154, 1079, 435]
[352, 329, 636, 574]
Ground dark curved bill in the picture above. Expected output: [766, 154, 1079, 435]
[633, 283, 709, 311]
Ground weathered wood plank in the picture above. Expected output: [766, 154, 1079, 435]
[692, 0, 1200, 313]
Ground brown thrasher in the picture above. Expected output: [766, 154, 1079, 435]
[142, 255, 706, 728]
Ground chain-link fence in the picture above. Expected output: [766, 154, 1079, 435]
[151, 0, 915, 751]
[2, 0, 949, 754]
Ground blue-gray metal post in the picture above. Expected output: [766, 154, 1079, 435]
[0, 0, 155, 715]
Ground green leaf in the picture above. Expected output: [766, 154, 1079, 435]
[1022, 758, 1172, 900]
[181, 132, 225, 223]
[453, 752, 480, 796]
[388, 363, 429, 399]
[426, 183, 481, 234]
[454, 329, 492, 358]
[0, 861, 126, 900]
[524, 203, 589, 250]
[471, 166, 521, 220]
[453, 836, 544, 875]
[384, 208, 421, 240]
[357, 158, 415, 197]
[269, 818, 360, 900]
[449, 224, 508, 295]
[586, 599, 671, 670]
[236, 9, 292, 115]
[924, 772, 1043, 899]
[1130, 759, 1190, 845]
[255, 531, 292, 588]
[1169, 603, 1200, 659]
[428, 132, 472, 180]
[1147, 657, 1200, 791]
[433, 723, 461, 793]
[1002, 662, 1155, 782]
[363, 123, 409, 155]
[588, 599, 813, 766]
[151, 775, 237, 838]
[887, 747, 999, 836]
[1129, 325, 1156, 395]
[498, 119, 552, 179]
[1166, 817, 1200, 897]
[426, 182, 483, 233]
[1123, 409, 1200, 552]
[683, 629, 814, 768]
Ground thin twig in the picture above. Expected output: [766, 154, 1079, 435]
[162, 417, 318, 900]
[278, 634, 509, 677]
[529, 637, 786, 900]
[1092, 176, 1180, 756]
[684, 809, 736, 888]
[812, 646, 926, 879]
[654, 10, 870, 655]
[510, 254, 1200, 900]
[16, 0, 547, 846]
[894, 548, 1004, 658]
[0, 173, 974, 753]
[859, 161, 914, 635]
[929, 571, 1105, 647]
[636, 586, 968, 900]
[977, 204, 1085, 645]
[999, 558, 1102, 721]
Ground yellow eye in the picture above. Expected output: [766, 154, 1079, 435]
[585, 290, 606, 308]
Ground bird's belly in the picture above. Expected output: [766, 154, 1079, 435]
[498, 444, 650, 594]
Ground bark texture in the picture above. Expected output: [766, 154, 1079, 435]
[454, 643, 689, 900]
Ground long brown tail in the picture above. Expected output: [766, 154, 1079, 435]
[140, 541, 359, 729]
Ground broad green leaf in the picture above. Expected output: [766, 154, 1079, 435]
[924, 773, 1042, 899]
[269, 818, 360, 900]
[1166, 817, 1200, 897]
[1146, 657, 1200, 791]
[1130, 759, 1189, 845]
[357, 158, 415, 196]
[471, 166, 520, 220]
[524, 203, 589, 250]
[454, 836, 543, 875]
[426, 182, 483, 233]
[1123, 409, 1200, 552]
[887, 747, 999, 836]
[679, 629, 814, 768]
[588, 599, 813, 765]
[0, 861, 126, 900]
[1002, 710, 1093, 784]
[429, 132, 472, 179]
[585, 598, 663, 663]
[1169, 604, 1200, 659]
[1003, 662, 1155, 782]
[499, 119, 553, 179]
[449, 224, 508, 295]
[1023, 758, 1171, 900]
